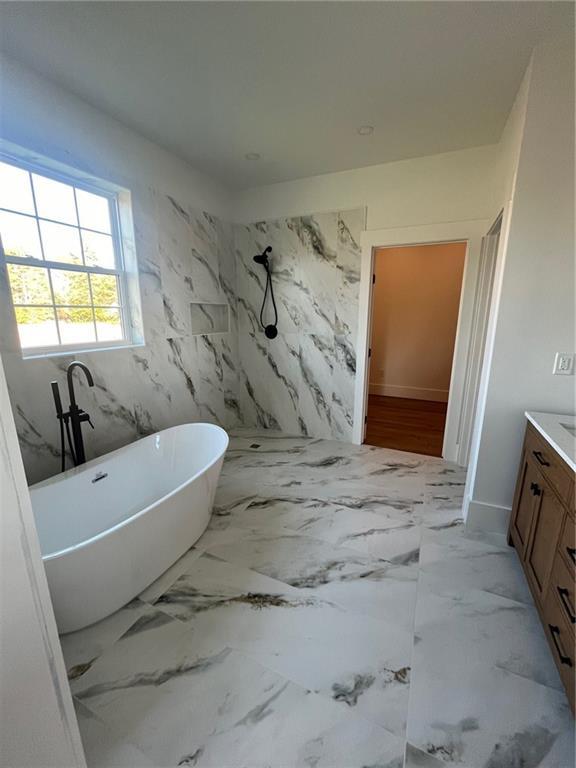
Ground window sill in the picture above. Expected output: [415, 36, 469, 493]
[22, 340, 145, 360]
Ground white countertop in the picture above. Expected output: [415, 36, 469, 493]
[525, 411, 576, 473]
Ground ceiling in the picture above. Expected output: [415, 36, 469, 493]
[0, 2, 558, 190]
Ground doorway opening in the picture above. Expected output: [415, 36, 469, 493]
[364, 242, 466, 456]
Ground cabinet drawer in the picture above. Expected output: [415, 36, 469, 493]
[526, 425, 573, 505]
[559, 512, 576, 573]
[549, 552, 576, 632]
[544, 591, 575, 712]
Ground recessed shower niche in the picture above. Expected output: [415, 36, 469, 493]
[189, 302, 230, 335]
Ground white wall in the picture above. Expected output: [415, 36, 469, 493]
[0, 354, 85, 768]
[0, 55, 230, 216]
[491, 60, 533, 210]
[232, 144, 499, 231]
[466, 18, 575, 532]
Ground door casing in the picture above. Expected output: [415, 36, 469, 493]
[353, 220, 490, 464]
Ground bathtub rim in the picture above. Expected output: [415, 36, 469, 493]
[30, 422, 229, 562]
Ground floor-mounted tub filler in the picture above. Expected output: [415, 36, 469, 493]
[30, 423, 229, 633]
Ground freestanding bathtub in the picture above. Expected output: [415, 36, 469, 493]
[30, 423, 229, 634]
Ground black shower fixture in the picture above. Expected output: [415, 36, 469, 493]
[253, 246, 271, 267]
[253, 246, 278, 339]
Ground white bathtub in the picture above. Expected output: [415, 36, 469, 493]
[30, 423, 228, 634]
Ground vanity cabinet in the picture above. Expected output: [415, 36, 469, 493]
[509, 420, 575, 713]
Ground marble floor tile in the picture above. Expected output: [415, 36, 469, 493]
[437, 525, 510, 551]
[152, 551, 307, 621]
[138, 546, 204, 604]
[327, 518, 422, 566]
[62, 431, 572, 768]
[210, 494, 421, 558]
[309, 561, 419, 632]
[417, 502, 466, 532]
[73, 609, 404, 767]
[406, 662, 574, 768]
[419, 526, 533, 605]
[195, 525, 419, 630]
[151, 552, 413, 736]
[405, 742, 456, 768]
[74, 700, 156, 768]
[414, 573, 562, 691]
[203, 527, 409, 589]
[60, 598, 150, 682]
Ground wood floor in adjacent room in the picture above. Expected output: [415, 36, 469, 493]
[364, 395, 448, 457]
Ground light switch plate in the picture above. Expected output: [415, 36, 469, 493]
[552, 352, 574, 375]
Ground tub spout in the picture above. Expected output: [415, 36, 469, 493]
[65, 361, 95, 466]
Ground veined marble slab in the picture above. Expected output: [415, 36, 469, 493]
[73, 614, 405, 767]
[234, 208, 364, 442]
[151, 552, 413, 736]
[66, 433, 573, 768]
[3, 191, 242, 484]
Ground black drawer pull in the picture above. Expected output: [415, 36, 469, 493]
[567, 546, 576, 566]
[548, 625, 573, 666]
[532, 450, 550, 467]
[557, 587, 576, 624]
[530, 481, 541, 496]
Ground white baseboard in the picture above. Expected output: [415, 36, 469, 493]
[464, 498, 511, 535]
[368, 383, 449, 402]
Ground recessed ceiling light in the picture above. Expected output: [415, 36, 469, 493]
[357, 125, 374, 136]
[245, 152, 261, 161]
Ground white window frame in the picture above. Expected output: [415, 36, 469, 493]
[0, 150, 143, 359]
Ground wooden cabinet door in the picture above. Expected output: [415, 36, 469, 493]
[525, 479, 565, 604]
[510, 456, 541, 556]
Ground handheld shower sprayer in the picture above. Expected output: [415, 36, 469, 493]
[253, 246, 278, 339]
[253, 246, 272, 267]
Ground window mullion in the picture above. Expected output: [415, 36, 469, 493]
[74, 188, 99, 342]
[0, 206, 112, 237]
[30, 176, 62, 345]
[28, 170, 45, 262]
[47, 270, 61, 346]
[87, 273, 99, 341]
[5, 254, 119, 277]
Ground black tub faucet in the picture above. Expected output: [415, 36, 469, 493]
[51, 361, 95, 471]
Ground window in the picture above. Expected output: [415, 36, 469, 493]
[0, 156, 138, 355]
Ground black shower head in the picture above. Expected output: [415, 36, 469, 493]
[254, 246, 272, 265]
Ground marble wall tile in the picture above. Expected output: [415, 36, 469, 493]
[235, 221, 300, 335]
[238, 331, 302, 433]
[3, 198, 364, 482]
[297, 333, 335, 439]
[189, 302, 229, 335]
[1, 189, 242, 484]
[234, 208, 365, 442]
[335, 208, 364, 339]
